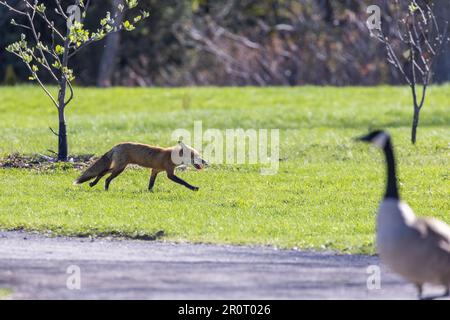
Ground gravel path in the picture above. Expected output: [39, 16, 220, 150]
[0, 231, 445, 299]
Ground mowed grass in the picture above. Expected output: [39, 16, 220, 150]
[0, 288, 12, 300]
[0, 85, 448, 253]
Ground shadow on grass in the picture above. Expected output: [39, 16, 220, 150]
[5, 227, 166, 241]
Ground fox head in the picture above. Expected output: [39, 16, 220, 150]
[172, 141, 209, 170]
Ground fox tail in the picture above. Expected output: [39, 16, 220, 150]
[73, 150, 113, 185]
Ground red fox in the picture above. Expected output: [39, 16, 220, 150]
[74, 141, 208, 191]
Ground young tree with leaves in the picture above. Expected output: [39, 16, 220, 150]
[0, 0, 149, 160]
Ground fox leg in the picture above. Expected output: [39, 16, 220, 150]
[148, 169, 160, 191]
[104, 167, 125, 191]
[89, 170, 110, 188]
[167, 171, 199, 191]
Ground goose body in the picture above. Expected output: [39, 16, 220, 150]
[358, 130, 450, 299]
[377, 200, 450, 289]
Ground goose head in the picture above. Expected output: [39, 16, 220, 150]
[356, 130, 390, 149]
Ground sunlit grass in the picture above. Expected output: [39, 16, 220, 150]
[0, 85, 448, 253]
[0, 288, 12, 300]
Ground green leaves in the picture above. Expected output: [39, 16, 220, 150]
[35, 3, 46, 13]
[55, 45, 65, 55]
[29, 65, 39, 81]
[36, 42, 47, 51]
[123, 20, 135, 31]
[52, 60, 61, 69]
[5, 42, 19, 53]
[100, 12, 112, 27]
[6, 35, 33, 64]
[63, 67, 75, 81]
[69, 22, 90, 47]
[91, 30, 106, 41]
[408, 2, 419, 13]
[125, 0, 138, 9]
[21, 52, 32, 64]
[6, 36, 37, 82]
[4, 0, 147, 88]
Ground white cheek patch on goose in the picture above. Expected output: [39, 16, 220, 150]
[372, 132, 389, 148]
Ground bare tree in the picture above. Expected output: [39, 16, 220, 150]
[0, 0, 148, 160]
[372, 0, 448, 144]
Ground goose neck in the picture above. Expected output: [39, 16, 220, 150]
[383, 138, 399, 200]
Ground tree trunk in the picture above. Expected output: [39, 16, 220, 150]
[411, 107, 420, 145]
[57, 83, 68, 161]
[96, 0, 124, 87]
[57, 29, 71, 161]
[58, 109, 68, 161]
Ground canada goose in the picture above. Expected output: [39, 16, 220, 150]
[357, 130, 450, 300]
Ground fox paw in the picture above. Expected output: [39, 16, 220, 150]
[192, 187, 199, 191]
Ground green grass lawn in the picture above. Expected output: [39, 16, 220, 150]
[0, 288, 12, 300]
[0, 85, 449, 253]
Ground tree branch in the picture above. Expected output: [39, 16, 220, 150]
[54, 0, 68, 19]
[0, 0, 26, 16]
